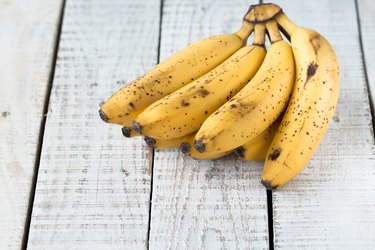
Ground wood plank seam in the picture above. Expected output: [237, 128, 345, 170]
[22, 1, 67, 249]
[146, 149, 155, 249]
[355, 0, 375, 135]
[28, 0, 161, 247]
[148, 0, 269, 248]
[147, 0, 165, 248]
[267, 190, 274, 250]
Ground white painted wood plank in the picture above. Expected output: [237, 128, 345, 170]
[28, 0, 161, 249]
[271, 0, 375, 249]
[0, 1, 63, 249]
[148, 0, 269, 249]
[358, 0, 375, 116]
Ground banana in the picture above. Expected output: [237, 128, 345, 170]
[235, 117, 280, 161]
[144, 133, 194, 149]
[261, 13, 340, 189]
[180, 136, 231, 160]
[132, 24, 267, 139]
[99, 20, 254, 127]
[194, 21, 294, 153]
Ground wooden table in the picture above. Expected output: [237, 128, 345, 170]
[1, 0, 375, 249]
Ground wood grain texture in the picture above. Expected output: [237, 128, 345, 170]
[0, 1, 63, 249]
[271, 0, 375, 249]
[358, 0, 375, 116]
[27, 0, 160, 249]
[148, 0, 269, 249]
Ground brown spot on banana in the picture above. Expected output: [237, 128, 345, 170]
[307, 63, 318, 77]
[236, 101, 257, 118]
[268, 147, 282, 160]
[181, 100, 190, 107]
[305, 62, 318, 87]
[198, 88, 210, 97]
[129, 102, 136, 110]
[309, 34, 321, 55]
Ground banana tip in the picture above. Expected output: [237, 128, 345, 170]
[180, 142, 191, 154]
[261, 179, 278, 190]
[132, 122, 143, 134]
[194, 139, 205, 153]
[121, 127, 131, 138]
[144, 136, 156, 147]
[99, 109, 108, 123]
[234, 147, 245, 158]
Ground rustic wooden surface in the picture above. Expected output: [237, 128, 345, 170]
[148, 0, 268, 249]
[27, 0, 160, 249]
[1, 0, 375, 249]
[0, 1, 63, 249]
[358, 0, 375, 118]
[272, 0, 375, 249]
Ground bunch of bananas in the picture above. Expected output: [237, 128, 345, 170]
[99, 3, 340, 189]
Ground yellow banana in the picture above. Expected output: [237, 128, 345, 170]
[180, 135, 231, 160]
[261, 13, 340, 189]
[144, 133, 194, 149]
[194, 21, 294, 153]
[235, 117, 280, 161]
[132, 24, 266, 139]
[99, 20, 254, 127]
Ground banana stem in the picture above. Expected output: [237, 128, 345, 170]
[275, 13, 298, 38]
[253, 23, 266, 46]
[266, 20, 282, 44]
[235, 21, 254, 43]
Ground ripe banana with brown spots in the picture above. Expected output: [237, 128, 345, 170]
[194, 21, 294, 154]
[261, 13, 340, 190]
[132, 24, 266, 139]
[235, 117, 280, 161]
[99, 20, 254, 127]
